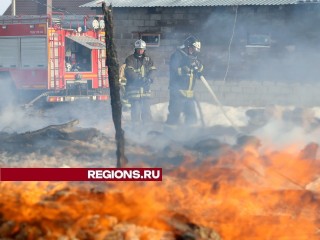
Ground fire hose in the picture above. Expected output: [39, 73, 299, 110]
[23, 91, 50, 109]
[199, 75, 242, 134]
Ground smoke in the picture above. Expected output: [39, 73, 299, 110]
[2, 99, 320, 168]
[251, 106, 320, 154]
[199, 5, 320, 83]
[123, 102, 250, 150]
[2, 5, 320, 167]
[0, 78, 45, 133]
[0, 100, 120, 168]
[173, 5, 320, 155]
[120, 101, 320, 162]
[41, 102, 115, 132]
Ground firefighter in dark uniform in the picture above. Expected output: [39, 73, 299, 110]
[124, 39, 156, 123]
[166, 35, 204, 125]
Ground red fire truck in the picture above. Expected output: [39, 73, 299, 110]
[0, 14, 109, 105]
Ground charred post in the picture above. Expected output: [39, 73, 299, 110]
[102, 3, 128, 168]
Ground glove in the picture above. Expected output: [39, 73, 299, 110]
[142, 77, 153, 92]
[191, 59, 203, 78]
[181, 66, 191, 75]
[191, 59, 202, 70]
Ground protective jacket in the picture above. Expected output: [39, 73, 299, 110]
[169, 48, 203, 98]
[124, 52, 156, 99]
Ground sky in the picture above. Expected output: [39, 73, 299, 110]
[0, 0, 11, 15]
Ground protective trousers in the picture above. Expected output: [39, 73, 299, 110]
[166, 91, 197, 125]
[129, 97, 152, 123]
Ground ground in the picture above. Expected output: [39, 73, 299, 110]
[1, 102, 320, 239]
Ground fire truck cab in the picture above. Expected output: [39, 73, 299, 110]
[0, 14, 108, 104]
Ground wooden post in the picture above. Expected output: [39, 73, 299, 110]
[102, 3, 128, 168]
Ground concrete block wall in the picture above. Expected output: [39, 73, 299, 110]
[108, 5, 320, 107]
[150, 77, 320, 107]
[112, 7, 212, 74]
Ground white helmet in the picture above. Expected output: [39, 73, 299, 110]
[184, 35, 201, 53]
[134, 39, 147, 49]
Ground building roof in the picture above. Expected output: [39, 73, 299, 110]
[3, 0, 97, 16]
[80, 0, 312, 8]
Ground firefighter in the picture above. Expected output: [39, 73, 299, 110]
[124, 39, 156, 123]
[119, 62, 131, 110]
[166, 35, 204, 125]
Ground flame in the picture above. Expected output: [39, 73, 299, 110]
[1, 143, 320, 239]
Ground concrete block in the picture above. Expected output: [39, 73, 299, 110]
[144, 20, 157, 27]
[161, 26, 172, 33]
[173, 14, 184, 20]
[150, 14, 161, 21]
[132, 20, 145, 26]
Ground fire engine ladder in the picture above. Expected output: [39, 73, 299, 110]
[49, 32, 63, 90]
[98, 49, 107, 88]
[97, 37, 107, 88]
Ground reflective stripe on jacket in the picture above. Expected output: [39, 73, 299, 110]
[126, 87, 151, 98]
[124, 53, 156, 99]
[169, 48, 203, 98]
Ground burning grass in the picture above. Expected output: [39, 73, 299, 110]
[1, 141, 320, 239]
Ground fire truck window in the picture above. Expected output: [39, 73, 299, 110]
[66, 40, 92, 72]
